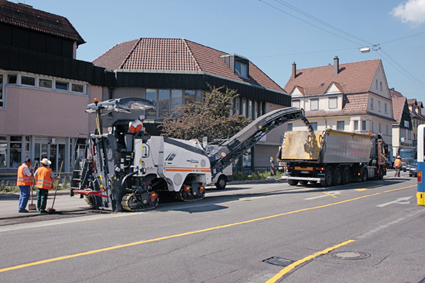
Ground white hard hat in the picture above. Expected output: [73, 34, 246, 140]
[41, 158, 51, 165]
[397, 156, 401, 159]
[139, 115, 145, 120]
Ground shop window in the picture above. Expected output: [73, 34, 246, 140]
[171, 90, 183, 109]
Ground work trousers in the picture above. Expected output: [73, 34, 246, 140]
[394, 167, 401, 177]
[18, 186, 30, 210]
[36, 188, 49, 211]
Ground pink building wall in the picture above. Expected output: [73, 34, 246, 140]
[0, 85, 102, 137]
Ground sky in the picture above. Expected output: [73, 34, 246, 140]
[14, 0, 425, 102]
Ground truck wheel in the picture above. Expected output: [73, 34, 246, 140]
[288, 179, 299, 186]
[299, 180, 308, 185]
[378, 166, 384, 180]
[320, 167, 333, 187]
[342, 167, 351, 184]
[333, 166, 342, 186]
[361, 168, 368, 182]
[215, 175, 227, 190]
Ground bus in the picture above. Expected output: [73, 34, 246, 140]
[417, 125, 425, 206]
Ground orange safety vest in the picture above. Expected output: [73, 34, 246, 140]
[35, 166, 53, 190]
[394, 158, 401, 168]
[17, 164, 33, 186]
[128, 120, 143, 133]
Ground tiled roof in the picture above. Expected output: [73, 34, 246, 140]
[0, 0, 84, 44]
[389, 88, 403, 98]
[284, 59, 381, 95]
[93, 38, 284, 92]
[392, 96, 406, 123]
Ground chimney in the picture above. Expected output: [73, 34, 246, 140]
[334, 56, 339, 75]
[292, 62, 296, 79]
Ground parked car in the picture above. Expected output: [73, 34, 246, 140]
[409, 160, 418, 177]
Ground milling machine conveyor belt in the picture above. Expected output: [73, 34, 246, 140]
[208, 107, 312, 179]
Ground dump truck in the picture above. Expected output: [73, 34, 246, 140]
[278, 129, 389, 187]
[71, 97, 312, 212]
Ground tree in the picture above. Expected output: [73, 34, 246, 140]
[160, 86, 251, 141]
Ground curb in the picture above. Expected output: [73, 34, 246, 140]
[0, 190, 71, 200]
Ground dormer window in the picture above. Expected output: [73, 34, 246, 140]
[220, 54, 249, 78]
[234, 62, 248, 78]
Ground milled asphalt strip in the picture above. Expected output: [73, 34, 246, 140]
[0, 184, 416, 273]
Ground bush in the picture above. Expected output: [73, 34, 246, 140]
[0, 180, 19, 193]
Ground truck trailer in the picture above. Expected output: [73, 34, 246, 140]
[278, 129, 389, 186]
[71, 98, 313, 212]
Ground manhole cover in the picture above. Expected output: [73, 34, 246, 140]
[263, 256, 294, 267]
[331, 251, 371, 260]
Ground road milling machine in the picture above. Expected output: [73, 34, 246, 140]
[71, 97, 312, 212]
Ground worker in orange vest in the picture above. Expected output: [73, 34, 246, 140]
[394, 156, 402, 177]
[128, 114, 145, 134]
[16, 158, 33, 213]
[34, 158, 60, 213]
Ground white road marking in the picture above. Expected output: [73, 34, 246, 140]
[304, 191, 341, 200]
[376, 196, 413, 207]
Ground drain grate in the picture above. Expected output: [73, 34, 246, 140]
[263, 256, 294, 267]
[331, 251, 371, 260]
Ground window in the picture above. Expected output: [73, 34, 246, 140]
[10, 136, 22, 168]
[292, 100, 300, 108]
[385, 103, 387, 114]
[56, 81, 68, 90]
[378, 101, 381, 112]
[0, 75, 3, 108]
[370, 98, 374, 109]
[354, 120, 359, 131]
[362, 121, 367, 131]
[158, 89, 170, 117]
[248, 100, 253, 118]
[146, 89, 157, 117]
[287, 123, 293, 131]
[329, 97, 337, 109]
[21, 76, 35, 86]
[337, 121, 345, 130]
[171, 90, 182, 109]
[310, 122, 318, 131]
[379, 123, 381, 133]
[71, 83, 84, 93]
[234, 62, 247, 78]
[184, 90, 196, 104]
[386, 124, 389, 135]
[371, 122, 374, 132]
[310, 99, 318, 111]
[375, 79, 378, 89]
[232, 97, 240, 115]
[0, 136, 6, 167]
[39, 78, 52, 88]
[8, 74, 17, 84]
[380, 82, 383, 91]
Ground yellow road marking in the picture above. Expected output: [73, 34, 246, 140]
[0, 185, 415, 273]
[323, 192, 337, 198]
[355, 185, 383, 191]
[266, 239, 355, 283]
